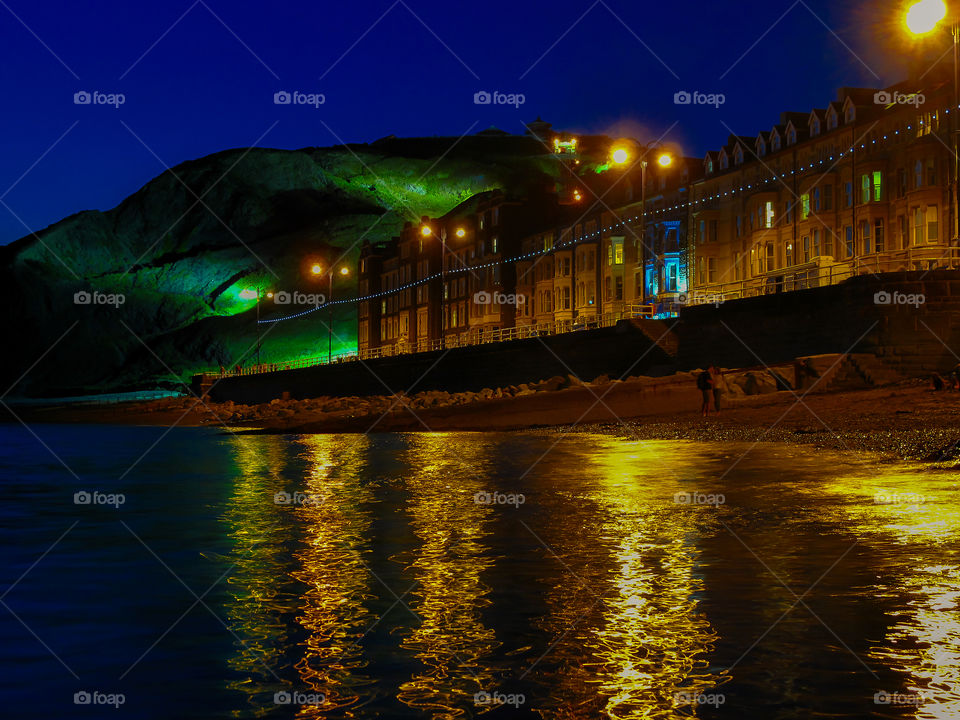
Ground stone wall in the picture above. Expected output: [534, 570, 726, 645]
[201, 271, 960, 403]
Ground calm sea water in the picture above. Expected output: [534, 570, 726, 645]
[1, 425, 958, 719]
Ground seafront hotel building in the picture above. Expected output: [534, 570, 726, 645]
[357, 71, 960, 359]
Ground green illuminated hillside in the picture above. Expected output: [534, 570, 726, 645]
[2, 135, 562, 397]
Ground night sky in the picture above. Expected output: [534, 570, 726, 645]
[0, 0, 934, 244]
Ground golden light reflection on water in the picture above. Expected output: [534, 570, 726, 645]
[392, 433, 500, 719]
[814, 463, 960, 718]
[529, 438, 727, 719]
[221, 434, 300, 716]
[221, 434, 379, 718]
[288, 434, 378, 718]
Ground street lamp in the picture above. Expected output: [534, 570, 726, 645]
[241, 287, 273, 369]
[311, 263, 350, 363]
[905, 0, 959, 259]
[635, 150, 674, 302]
[428, 223, 450, 350]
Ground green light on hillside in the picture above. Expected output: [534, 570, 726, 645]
[238, 288, 258, 300]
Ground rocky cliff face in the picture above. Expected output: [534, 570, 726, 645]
[2, 136, 559, 397]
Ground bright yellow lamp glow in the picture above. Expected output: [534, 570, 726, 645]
[573, 190, 582, 201]
[657, 153, 673, 168]
[339, 266, 350, 276]
[612, 148, 629, 164]
[455, 227, 466, 238]
[310, 263, 323, 275]
[905, 0, 947, 35]
[420, 225, 432, 236]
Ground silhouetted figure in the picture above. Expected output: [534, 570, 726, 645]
[696, 369, 713, 416]
[709, 364, 722, 414]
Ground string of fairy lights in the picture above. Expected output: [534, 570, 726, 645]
[259, 106, 949, 325]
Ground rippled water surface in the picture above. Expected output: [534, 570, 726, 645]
[2, 425, 959, 718]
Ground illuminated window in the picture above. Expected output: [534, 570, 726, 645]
[614, 240, 624, 264]
[861, 174, 870, 204]
[801, 194, 810, 219]
[928, 206, 939, 242]
[764, 201, 774, 228]
[872, 171, 882, 202]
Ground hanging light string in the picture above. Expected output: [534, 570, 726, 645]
[259, 109, 943, 324]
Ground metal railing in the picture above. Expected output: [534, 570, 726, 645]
[200, 305, 663, 378]
[200, 249, 958, 381]
[692, 247, 960, 303]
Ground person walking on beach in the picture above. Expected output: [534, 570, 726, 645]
[696, 368, 713, 416]
[709, 364, 723, 414]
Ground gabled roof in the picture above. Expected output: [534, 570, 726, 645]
[783, 117, 809, 143]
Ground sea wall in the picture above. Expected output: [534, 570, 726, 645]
[200, 270, 960, 403]
[203, 322, 670, 404]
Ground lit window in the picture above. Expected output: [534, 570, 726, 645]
[801, 194, 810, 219]
[764, 201, 774, 228]
[872, 171, 882, 202]
[928, 206, 939, 242]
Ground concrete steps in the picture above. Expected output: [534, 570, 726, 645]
[795, 353, 903, 392]
[626, 319, 680, 357]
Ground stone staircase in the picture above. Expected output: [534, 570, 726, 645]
[795, 353, 903, 392]
[625, 319, 680, 357]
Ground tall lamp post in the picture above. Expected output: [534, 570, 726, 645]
[311, 263, 350, 363]
[423, 222, 458, 350]
[906, 0, 959, 263]
[611, 146, 673, 302]
[240, 287, 273, 370]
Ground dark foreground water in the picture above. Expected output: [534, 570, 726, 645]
[1, 425, 959, 719]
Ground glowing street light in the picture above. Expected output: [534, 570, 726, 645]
[455, 227, 466, 238]
[309, 263, 351, 363]
[905, 0, 947, 34]
[657, 153, 673, 168]
[904, 0, 959, 259]
[611, 147, 629, 165]
[420, 225, 432, 236]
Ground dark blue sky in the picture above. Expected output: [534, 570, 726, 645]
[0, 0, 924, 244]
